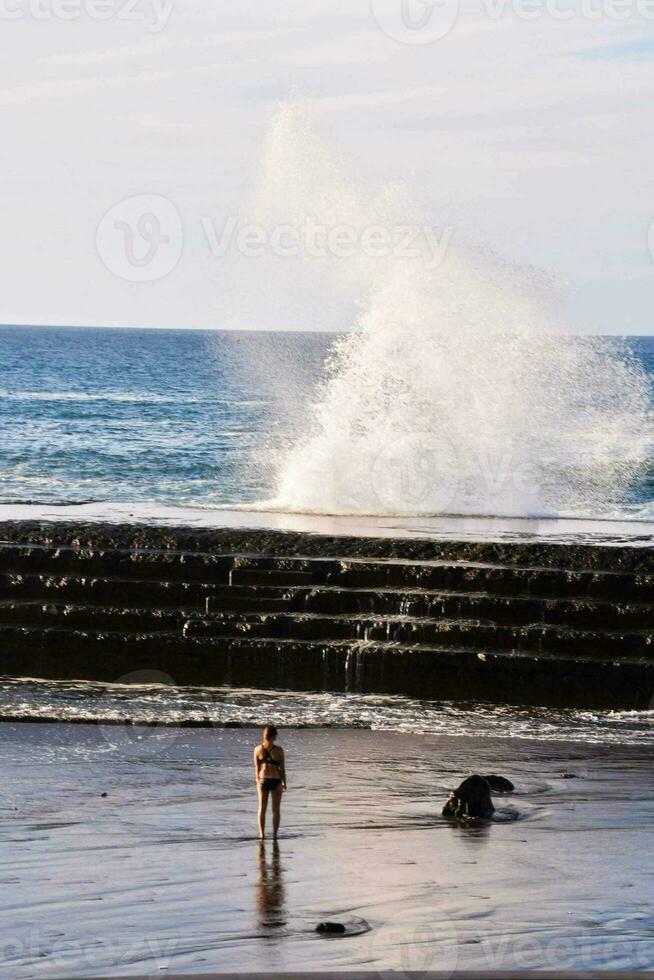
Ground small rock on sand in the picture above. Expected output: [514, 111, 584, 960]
[316, 921, 346, 934]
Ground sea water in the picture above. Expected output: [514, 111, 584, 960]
[0, 325, 652, 519]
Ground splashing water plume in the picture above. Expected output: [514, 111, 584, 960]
[259, 103, 652, 518]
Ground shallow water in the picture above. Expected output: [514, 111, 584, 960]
[2, 678, 654, 747]
[1, 723, 653, 977]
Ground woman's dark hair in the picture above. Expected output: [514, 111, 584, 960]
[263, 724, 278, 740]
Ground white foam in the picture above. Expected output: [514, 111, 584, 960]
[260, 103, 653, 519]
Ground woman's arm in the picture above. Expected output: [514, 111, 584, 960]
[253, 746, 261, 783]
[279, 747, 287, 790]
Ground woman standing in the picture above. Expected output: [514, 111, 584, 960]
[254, 724, 287, 840]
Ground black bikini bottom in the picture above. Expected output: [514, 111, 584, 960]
[259, 778, 282, 792]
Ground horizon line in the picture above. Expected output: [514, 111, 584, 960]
[0, 322, 651, 338]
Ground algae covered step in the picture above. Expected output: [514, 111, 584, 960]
[206, 584, 654, 628]
[225, 554, 654, 601]
[0, 521, 651, 709]
[0, 625, 653, 710]
[0, 600, 189, 632]
[0, 544, 236, 583]
[184, 610, 653, 658]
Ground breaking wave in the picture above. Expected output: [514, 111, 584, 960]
[260, 104, 653, 519]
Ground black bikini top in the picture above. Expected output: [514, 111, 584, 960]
[260, 746, 281, 769]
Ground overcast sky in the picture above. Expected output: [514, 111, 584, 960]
[2, 0, 654, 333]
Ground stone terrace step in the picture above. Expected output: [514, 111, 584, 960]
[0, 596, 650, 658]
[2, 573, 651, 630]
[0, 572, 214, 609]
[1, 627, 652, 709]
[229, 556, 654, 601]
[0, 601, 189, 633]
[0, 544, 236, 583]
[185, 610, 653, 659]
[0, 545, 651, 601]
[206, 584, 654, 630]
[1, 521, 652, 573]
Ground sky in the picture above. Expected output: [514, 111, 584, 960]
[1, 0, 654, 333]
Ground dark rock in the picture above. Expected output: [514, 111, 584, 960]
[442, 774, 494, 820]
[483, 774, 514, 792]
[316, 921, 346, 934]
[560, 772, 579, 779]
[101, 792, 108, 797]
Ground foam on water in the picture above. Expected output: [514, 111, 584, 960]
[263, 104, 653, 519]
[2, 677, 652, 746]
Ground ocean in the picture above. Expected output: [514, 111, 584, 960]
[0, 326, 329, 509]
[0, 325, 653, 519]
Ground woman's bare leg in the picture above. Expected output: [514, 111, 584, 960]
[271, 785, 283, 840]
[258, 786, 269, 839]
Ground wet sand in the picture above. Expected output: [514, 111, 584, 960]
[1, 723, 654, 977]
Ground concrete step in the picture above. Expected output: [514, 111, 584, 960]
[184, 610, 653, 659]
[3, 597, 649, 659]
[206, 584, 654, 629]
[0, 627, 651, 709]
[229, 555, 654, 601]
[0, 601, 188, 632]
[229, 567, 316, 586]
[2, 522, 652, 573]
[0, 592, 650, 657]
[2, 572, 650, 630]
[0, 572, 220, 610]
[0, 544, 236, 583]
[0, 544, 651, 601]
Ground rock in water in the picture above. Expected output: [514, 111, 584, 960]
[316, 921, 346, 934]
[483, 774, 514, 792]
[442, 774, 495, 820]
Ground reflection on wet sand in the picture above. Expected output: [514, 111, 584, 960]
[257, 841, 287, 935]
[3, 725, 654, 975]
